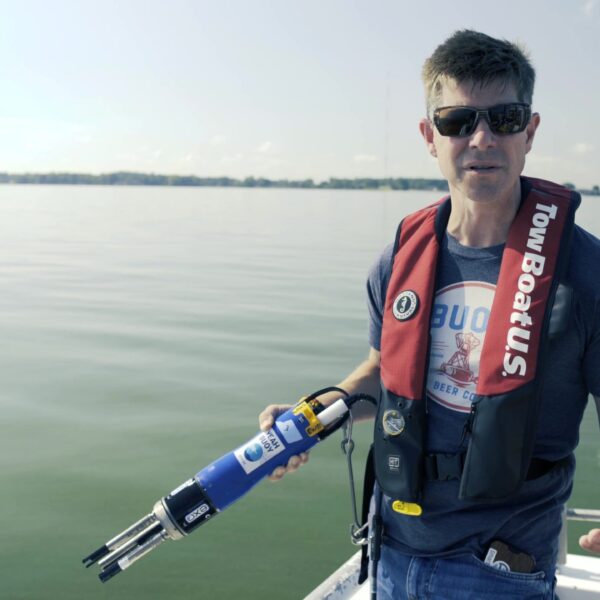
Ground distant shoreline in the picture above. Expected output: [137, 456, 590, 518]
[0, 171, 598, 195]
[0, 171, 449, 192]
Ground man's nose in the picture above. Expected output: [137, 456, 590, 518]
[469, 116, 497, 149]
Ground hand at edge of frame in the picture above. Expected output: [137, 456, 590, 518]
[579, 528, 600, 553]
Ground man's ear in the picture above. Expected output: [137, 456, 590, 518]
[419, 118, 437, 157]
[525, 112, 540, 154]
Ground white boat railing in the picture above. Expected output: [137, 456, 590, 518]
[306, 507, 600, 600]
[558, 508, 600, 564]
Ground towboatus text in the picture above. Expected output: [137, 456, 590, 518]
[503, 202, 558, 377]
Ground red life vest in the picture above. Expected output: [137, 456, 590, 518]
[374, 177, 579, 507]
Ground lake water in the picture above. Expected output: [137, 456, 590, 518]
[0, 185, 597, 600]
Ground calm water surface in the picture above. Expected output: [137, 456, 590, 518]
[1, 185, 598, 599]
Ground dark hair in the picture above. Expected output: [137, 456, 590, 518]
[422, 30, 535, 115]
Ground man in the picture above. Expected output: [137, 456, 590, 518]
[259, 30, 600, 599]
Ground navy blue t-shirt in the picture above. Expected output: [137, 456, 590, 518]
[367, 224, 600, 576]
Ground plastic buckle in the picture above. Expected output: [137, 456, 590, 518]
[425, 453, 464, 481]
[436, 453, 463, 481]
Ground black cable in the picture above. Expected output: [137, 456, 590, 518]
[318, 392, 377, 440]
[346, 392, 378, 407]
[304, 386, 351, 401]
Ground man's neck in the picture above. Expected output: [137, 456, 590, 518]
[446, 184, 521, 247]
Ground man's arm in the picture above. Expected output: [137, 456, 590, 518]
[258, 347, 381, 479]
[308, 346, 381, 422]
[578, 395, 600, 553]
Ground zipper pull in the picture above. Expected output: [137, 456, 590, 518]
[460, 403, 477, 447]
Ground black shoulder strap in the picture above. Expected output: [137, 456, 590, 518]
[434, 196, 452, 243]
[358, 444, 376, 584]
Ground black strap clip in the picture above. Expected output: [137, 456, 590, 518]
[424, 452, 465, 481]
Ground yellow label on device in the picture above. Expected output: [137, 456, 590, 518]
[293, 399, 323, 436]
[392, 501, 422, 516]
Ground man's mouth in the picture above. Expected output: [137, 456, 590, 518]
[465, 164, 499, 172]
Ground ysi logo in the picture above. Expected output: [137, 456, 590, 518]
[185, 503, 210, 524]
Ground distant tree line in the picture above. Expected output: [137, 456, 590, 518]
[561, 182, 600, 196]
[0, 171, 449, 191]
[0, 171, 597, 194]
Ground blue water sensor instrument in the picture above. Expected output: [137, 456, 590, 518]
[83, 394, 353, 582]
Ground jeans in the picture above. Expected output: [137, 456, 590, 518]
[376, 544, 556, 599]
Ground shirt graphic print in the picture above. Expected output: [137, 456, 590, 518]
[427, 281, 496, 412]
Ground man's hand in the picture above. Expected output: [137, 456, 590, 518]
[579, 528, 600, 553]
[258, 403, 310, 481]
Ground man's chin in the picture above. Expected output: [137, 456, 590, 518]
[451, 183, 498, 204]
[454, 176, 518, 204]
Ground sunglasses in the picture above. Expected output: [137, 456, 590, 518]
[432, 103, 531, 137]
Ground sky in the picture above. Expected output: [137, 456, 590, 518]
[1, 0, 599, 187]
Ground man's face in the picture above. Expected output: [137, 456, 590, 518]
[420, 78, 540, 205]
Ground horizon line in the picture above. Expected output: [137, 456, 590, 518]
[0, 171, 598, 194]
